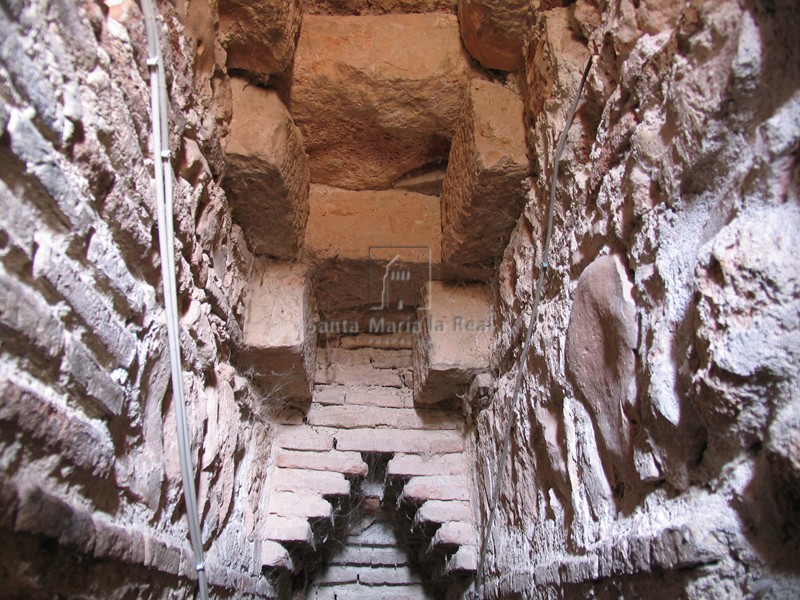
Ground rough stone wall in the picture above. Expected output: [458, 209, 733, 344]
[475, 0, 800, 597]
[0, 0, 279, 596]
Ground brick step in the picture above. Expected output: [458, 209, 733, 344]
[339, 333, 413, 350]
[329, 545, 410, 567]
[275, 426, 335, 451]
[276, 426, 465, 454]
[425, 521, 477, 558]
[315, 363, 404, 387]
[266, 491, 333, 520]
[275, 449, 368, 477]
[306, 404, 460, 430]
[308, 583, 432, 600]
[387, 453, 466, 478]
[314, 565, 423, 587]
[317, 347, 413, 369]
[335, 428, 465, 454]
[445, 545, 478, 575]
[263, 515, 314, 547]
[413, 500, 473, 530]
[259, 540, 294, 572]
[271, 467, 350, 497]
[314, 384, 413, 408]
[399, 476, 471, 504]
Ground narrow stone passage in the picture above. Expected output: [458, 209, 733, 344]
[2, 0, 799, 598]
[262, 335, 477, 598]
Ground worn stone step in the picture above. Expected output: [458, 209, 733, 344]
[387, 453, 466, 478]
[334, 428, 465, 454]
[308, 583, 432, 600]
[313, 385, 347, 405]
[264, 515, 314, 546]
[271, 468, 350, 497]
[342, 385, 413, 408]
[339, 333, 413, 350]
[413, 500, 473, 529]
[400, 476, 471, 503]
[266, 492, 333, 520]
[307, 404, 460, 430]
[428, 521, 477, 554]
[316, 363, 404, 387]
[317, 347, 413, 369]
[275, 426, 335, 451]
[359, 566, 424, 586]
[329, 546, 410, 567]
[275, 449, 368, 477]
[259, 540, 294, 572]
[314, 565, 423, 587]
[445, 545, 478, 575]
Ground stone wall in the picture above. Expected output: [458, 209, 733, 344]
[473, 0, 800, 597]
[0, 0, 279, 596]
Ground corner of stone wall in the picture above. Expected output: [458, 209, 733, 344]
[473, 0, 800, 596]
[0, 0, 285, 595]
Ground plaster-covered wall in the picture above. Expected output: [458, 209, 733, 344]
[473, 0, 800, 596]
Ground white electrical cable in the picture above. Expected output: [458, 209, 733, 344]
[138, 1, 210, 597]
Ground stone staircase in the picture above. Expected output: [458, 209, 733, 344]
[259, 336, 477, 597]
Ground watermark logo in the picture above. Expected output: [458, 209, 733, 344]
[367, 246, 432, 312]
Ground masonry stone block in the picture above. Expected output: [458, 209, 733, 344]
[388, 453, 465, 477]
[413, 281, 492, 405]
[401, 476, 471, 502]
[223, 78, 310, 259]
[0, 271, 63, 360]
[291, 14, 474, 190]
[34, 244, 136, 367]
[239, 259, 316, 400]
[457, 0, 529, 71]
[0, 380, 114, 476]
[565, 254, 638, 484]
[218, 0, 301, 77]
[304, 185, 441, 321]
[271, 468, 350, 496]
[64, 336, 126, 417]
[266, 492, 333, 520]
[275, 449, 368, 476]
[334, 428, 465, 454]
[414, 500, 472, 527]
[441, 79, 528, 266]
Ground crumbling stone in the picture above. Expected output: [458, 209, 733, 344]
[290, 14, 475, 189]
[218, 0, 301, 77]
[239, 259, 316, 400]
[457, 0, 529, 71]
[413, 281, 492, 405]
[223, 78, 310, 259]
[441, 79, 529, 266]
[565, 254, 638, 484]
[304, 185, 440, 320]
[302, 0, 456, 13]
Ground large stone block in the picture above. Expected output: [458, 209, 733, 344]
[223, 79, 310, 259]
[457, 0, 529, 71]
[304, 185, 440, 321]
[239, 260, 316, 400]
[413, 282, 492, 405]
[290, 14, 475, 190]
[441, 79, 528, 265]
[302, 0, 456, 15]
[218, 0, 301, 77]
[565, 254, 637, 482]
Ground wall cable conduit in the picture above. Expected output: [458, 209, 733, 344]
[139, 1, 210, 597]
